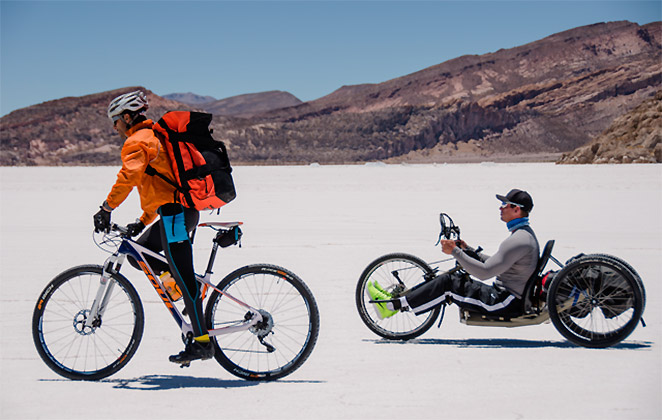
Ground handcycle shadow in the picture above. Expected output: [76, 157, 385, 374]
[101, 374, 325, 391]
[364, 338, 653, 350]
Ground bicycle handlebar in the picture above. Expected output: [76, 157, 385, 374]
[110, 223, 129, 235]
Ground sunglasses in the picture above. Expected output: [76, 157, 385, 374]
[112, 115, 124, 129]
[500, 201, 523, 209]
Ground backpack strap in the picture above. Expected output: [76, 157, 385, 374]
[164, 132, 195, 208]
[145, 164, 182, 204]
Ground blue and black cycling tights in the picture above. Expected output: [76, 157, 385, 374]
[158, 203, 207, 338]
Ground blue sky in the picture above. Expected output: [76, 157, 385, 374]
[1, 1, 660, 116]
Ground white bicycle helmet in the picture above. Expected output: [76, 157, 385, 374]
[107, 90, 149, 121]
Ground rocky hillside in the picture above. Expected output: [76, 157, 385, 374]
[557, 90, 661, 164]
[0, 88, 193, 165]
[215, 20, 660, 164]
[1, 21, 660, 166]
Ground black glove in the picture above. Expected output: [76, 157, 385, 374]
[126, 221, 145, 237]
[93, 207, 111, 233]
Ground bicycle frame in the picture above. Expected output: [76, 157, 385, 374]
[87, 223, 263, 339]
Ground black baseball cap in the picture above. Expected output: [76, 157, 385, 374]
[496, 189, 533, 212]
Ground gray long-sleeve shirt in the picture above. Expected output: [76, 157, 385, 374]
[451, 226, 540, 298]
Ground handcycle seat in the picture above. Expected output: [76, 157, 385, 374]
[520, 239, 555, 314]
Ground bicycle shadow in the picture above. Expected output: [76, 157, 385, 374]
[364, 338, 653, 350]
[99, 374, 325, 390]
[103, 374, 257, 390]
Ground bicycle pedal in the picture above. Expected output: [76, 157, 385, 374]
[170, 357, 191, 368]
[369, 299, 394, 304]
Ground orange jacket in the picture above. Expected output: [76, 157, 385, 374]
[105, 120, 177, 225]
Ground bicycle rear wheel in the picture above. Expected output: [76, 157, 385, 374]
[32, 265, 144, 380]
[356, 253, 439, 340]
[205, 264, 319, 381]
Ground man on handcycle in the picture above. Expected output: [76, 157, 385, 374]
[368, 189, 540, 318]
[92, 90, 213, 365]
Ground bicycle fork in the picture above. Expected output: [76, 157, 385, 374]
[83, 254, 123, 332]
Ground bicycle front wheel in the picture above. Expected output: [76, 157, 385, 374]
[356, 253, 439, 340]
[205, 264, 319, 381]
[32, 265, 144, 380]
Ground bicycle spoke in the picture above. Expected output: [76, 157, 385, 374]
[356, 254, 438, 340]
[206, 265, 319, 380]
[33, 266, 144, 380]
[548, 255, 643, 348]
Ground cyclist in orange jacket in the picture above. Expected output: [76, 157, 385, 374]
[93, 90, 213, 365]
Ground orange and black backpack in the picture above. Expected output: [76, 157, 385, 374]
[148, 111, 236, 211]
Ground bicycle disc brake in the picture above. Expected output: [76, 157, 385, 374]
[73, 309, 100, 335]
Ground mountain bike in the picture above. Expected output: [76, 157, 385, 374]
[356, 213, 646, 348]
[33, 222, 320, 381]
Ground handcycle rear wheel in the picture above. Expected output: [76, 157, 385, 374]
[205, 264, 320, 381]
[32, 265, 145, 380]
[590, 253, 646, 308]
[356, 253, 439, 340]
[547, 254, 645, 348]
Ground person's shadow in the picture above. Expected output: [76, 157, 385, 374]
[105, 374, 258, 390]
[40, 375, 324, 390]
[365, 338, 653, 350]
[102, 374, 325, 390]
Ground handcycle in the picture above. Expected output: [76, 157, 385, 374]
[355, 213, 646, 348]
[33, 222, 320, 381]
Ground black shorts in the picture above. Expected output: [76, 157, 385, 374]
[128, 206, 199, 273]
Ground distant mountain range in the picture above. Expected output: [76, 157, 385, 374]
[163, 91, 302, 117]
[1, 20, 660, 166]
[181, 91, 302, 118]
[163, 92, 217, 105]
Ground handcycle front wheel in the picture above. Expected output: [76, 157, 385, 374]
[205, 264, 320, 381]
[32, 265, 145, 380]
[356, 253, 439, 340]
[547, 254, 645, 348]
